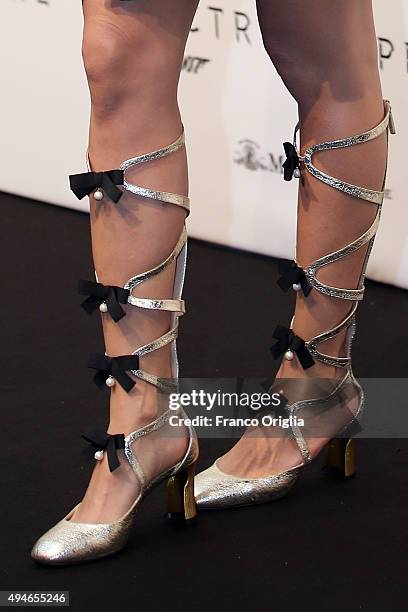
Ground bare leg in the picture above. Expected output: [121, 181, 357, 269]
[218, 0, 388, 477]
[73, 0, 199, 522]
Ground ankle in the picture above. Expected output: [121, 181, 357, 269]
[108, 381, 176, 435]
[277, 358, 339, 380]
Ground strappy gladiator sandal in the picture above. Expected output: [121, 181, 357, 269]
[194, 100, 395, 510]
[31, 132, 199, 565]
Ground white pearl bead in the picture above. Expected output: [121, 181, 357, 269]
[94, 450, 104, 461]
[293, 168, 301, 179]
[99, 302, 108, 313]
[285, 349, 294, 361]
[292, 283, 301, 292]
[106, 375, 115, 388]
[94, 189, 104, 201]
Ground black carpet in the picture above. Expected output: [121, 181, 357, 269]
[1, 192, 407, 612]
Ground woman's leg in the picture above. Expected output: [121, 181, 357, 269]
[73, 0, 199, 523]
[217, 0, 388, 477]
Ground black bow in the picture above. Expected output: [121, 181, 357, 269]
[78, 280, 130, 322]
[270, 325, 314, 370]
[69, 170, 124, 203]
[282, 142, 301, 181]
[82, 428, 125, 472]
[277, 260, 311, 296]
[88, 354, 140, 393]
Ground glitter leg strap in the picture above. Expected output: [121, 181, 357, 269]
[121, 131, 190, 213]
[276, 100, 396, 370]
[296, 100, 395, 205]
[272, 100, 395, 465]
[70, 131, 189, 393]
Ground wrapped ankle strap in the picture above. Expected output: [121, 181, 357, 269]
[277, 100, 395, 369]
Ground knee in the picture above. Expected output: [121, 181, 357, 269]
[82, 19, 178, 119]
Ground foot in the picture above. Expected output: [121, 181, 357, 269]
[71, 382, 189, 524]
[216, 357, 359, 479]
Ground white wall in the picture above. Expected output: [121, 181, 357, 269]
[1, 0, 407, 288]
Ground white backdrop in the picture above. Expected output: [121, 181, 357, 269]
[1, 0, 407, 288]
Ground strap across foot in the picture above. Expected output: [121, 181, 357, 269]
[81, 408, 198, 501]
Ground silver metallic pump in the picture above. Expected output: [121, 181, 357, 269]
[31, 132, 199, 565]
[195, 100, 395, 510]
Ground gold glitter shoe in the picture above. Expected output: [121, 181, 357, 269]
[31, 133, 198, 565]
[194, 460, 300, 509]
[195, 100, 395, 510]
[31, 412, 198, 565]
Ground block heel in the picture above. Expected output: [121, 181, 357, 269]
[165, 461, 198, 524]
[324, 438, 357, 478]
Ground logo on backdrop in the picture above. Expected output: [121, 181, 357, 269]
[12, 3, 407, 74]
[182, 56, 211, 74]
[234, 140, 284, 175]
[234, 140, 395, 196]
[377, 37, 408, 73]
[378, 37, 395, 70]
[191, 6, 252, 44]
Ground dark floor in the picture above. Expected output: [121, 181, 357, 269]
[1, 192, 407, 612]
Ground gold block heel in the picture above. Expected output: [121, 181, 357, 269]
[165, 462, 198, 524]
[324, 438, 356, 478]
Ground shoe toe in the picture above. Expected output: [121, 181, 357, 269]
[195, 463, 300, 510]
[31, 534, 67, 565]
[31, 510, 132, 565]
[31, 526, 102, 566]
[194, 464, 240, 509]
[31, 520, 81, 565]
[31, 521, 92, 565]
